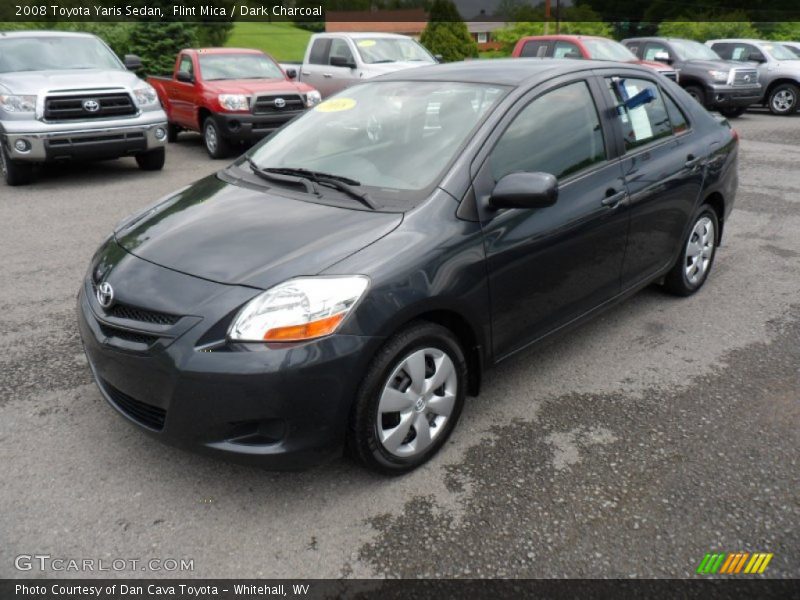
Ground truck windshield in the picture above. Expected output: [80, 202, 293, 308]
[670, 40, 721, 61]
[248, 81, 507, 198]
[582, 39, 637, 62]
[199, 54, 284, 80]
[354, 38, 436, 64]
[0, 36, 122, 73]
[761, 43, 798, 61]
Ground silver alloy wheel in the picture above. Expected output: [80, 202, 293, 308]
[685, 216, 715, 286]
[772, 89, 795, 113]
[377, 347, 457, 458]
[204, 122, 218, 154]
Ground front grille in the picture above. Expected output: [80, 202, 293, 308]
[106, 303, 180, 326]
[99, 323, 159, 346]
[252, 94, 305, 115]
[101, 378, 166, 431]
[732, 69, 758, 86]
[44, 93, 137, 121]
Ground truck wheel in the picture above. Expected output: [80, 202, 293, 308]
[719, 107, 746, 118]
[684, 85, 706, 107]
[135, 147, 166, 171]
[167, 124, 180, 143]
[1, 143, 33, 186]
[768, 83, 799, 115]
[203, 118, 232, 159]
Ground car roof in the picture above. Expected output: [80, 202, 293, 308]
[377, 58, 654, 87]
[0, 30, 96, 39]
[519, 35, 606, 42]
[190, 47, 265, 55]
[317, 32, 411, 40]
[707, 39, 770, 44]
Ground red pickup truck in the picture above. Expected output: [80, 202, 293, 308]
[512, 35, 679, 82]
[148, 48, 321, 158]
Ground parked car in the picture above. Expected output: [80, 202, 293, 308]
[148, 48, 321, 159]
[281, 33, 437, 98]
[622, 37, 761, 118]
[706, 39, 800, 115]
[0, 31, 167, 186]
[781, 42, 800, 58]
[512, 34, 679, 81]
[78, 59, 738, 474]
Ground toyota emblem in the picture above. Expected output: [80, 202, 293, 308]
[96, 282, 114, 309]
[274, 97, 286, 109]
[83, 99, 100, 112]
[744, 75, 751, 82]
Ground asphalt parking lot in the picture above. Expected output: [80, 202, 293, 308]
[1, 111, 798, 579]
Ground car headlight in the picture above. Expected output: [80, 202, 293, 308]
[708, 70, 730, 83]
[0, 94, 36, 114]
[229, 276, 369, 342]
[132, 84, 158, 107]
[219, 94, 250, 111]
[304, 90, 322, 108]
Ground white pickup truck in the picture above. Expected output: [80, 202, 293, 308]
[281, 32, 438, 98]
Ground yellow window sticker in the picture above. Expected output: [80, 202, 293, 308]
[357, 40, 376, 47]
[315, 98, 357, 112]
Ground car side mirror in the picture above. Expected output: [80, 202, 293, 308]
[285, 67, 297, 79]
[489, 172, 558, 210]
[176, 70, 193, 83]
[653, 51, 672, 64]
[434, 54, 444, 63]
[330, 56, 356, 69]
[124, 54, 143, 71]
[748, 52, 766, 63]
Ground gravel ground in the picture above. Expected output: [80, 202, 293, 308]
[0, 112, 798, 579]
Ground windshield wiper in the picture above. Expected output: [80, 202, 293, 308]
[246, 159, 318, 195]
[262, 167, 377, 209]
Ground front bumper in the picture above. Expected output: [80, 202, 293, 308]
[705, 83, 762, 108]
[76, 269, 381, 469]
[1, 110, 168, 162]
[211, 110, 305, 143]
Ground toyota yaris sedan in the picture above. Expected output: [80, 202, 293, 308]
[78, 60, 738, 474]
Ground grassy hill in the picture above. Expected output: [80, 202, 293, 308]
[225, 22, 312, 61]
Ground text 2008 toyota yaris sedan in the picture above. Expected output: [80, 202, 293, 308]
[78, 60, 738, 474]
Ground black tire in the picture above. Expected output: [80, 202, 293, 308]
[767, 82, 799, 115]
[203, 117, 232, 159]
[0, 143, 33, 186]
[167, 123, 180, 143]
[719, 106, 746, 118]
[663, 206, 719, 296]
[684, 85, 706, 107]
[135, 147, 165, 171]
[347, 321, 467, 475]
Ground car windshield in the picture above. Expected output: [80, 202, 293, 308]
[582, 39, 637, 62]
[762, 42, 799, 60]
[248, 81, 507, 198]
[199, 53, 284, 80]
[670, 40, 721, 61]
[354, 38, 436, 64]
[0, 36, 121, 73]
[783, 44, 800, 58]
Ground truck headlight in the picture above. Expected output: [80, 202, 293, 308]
[132, 84, 158, 107]
[0, 95, 36, 114]
[229, 276, 369, 342]
[304, 90, 322, 108]
[708, 70, 730, 84]
[219, 94, 250, 112]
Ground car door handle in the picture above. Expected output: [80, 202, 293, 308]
[323, 73, 333, 78]
[685, 154, 704, 168]
[301, 71, 310, 76]
[601, 190, 627, 208]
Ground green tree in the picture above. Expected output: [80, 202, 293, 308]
[419, 0, 477, 62]
[657, 13, 759, 41]
[494, 6, 612, 55]
[127, 22, 198, 76]
[756, 22, 800, 41]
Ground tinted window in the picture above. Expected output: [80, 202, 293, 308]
[662, 91, 690, 134]
[643, 42, 670, 61]
[726, 43, 763, 62]
[329, 39, 355, 65]
[309, 39, 331, 65]
[710, 43, 732, 59]
[520, 41, 548, 58]
[625, 42, 641, 56]
[553, 41, 582, 59]
[490, 81, 606, 181]
[178, 55, 193, 76]
[606, 77, 672, 149]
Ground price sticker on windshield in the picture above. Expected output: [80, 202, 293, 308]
[357, 40, 377, 47]
[315, 98, 357, 113]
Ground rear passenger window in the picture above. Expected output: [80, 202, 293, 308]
[662, 91, 690, 134]
[520, 41, 548, 58]
[606, 77, 672, 149]
[309, 39, 331, 65]
[490, 81, 606, 181]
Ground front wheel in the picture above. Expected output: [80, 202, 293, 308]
[0, 143, 33, 186]
[684, 85, 706, 107]
[135, 147, 165, 171]
[347, 321, 467, 474]
[203, 118, 232, 159]
[663, 206, 718, 296]
[719, 106, 746, 118]
[768, 83, 799, 115]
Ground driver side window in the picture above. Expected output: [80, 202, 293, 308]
[329, 39, 355, 66]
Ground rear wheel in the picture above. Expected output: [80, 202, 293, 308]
[663, 206, 718, 296]
[768, 83, 799, 115]
[135, 147, 165, 171]
[684, 85, 706, 107]
[719, 106, 746, 118]
[203, 117, 232, 159]
[348, 321, 467, 474]
[0, 143, 33, 186]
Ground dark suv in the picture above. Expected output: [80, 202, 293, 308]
[623, 37, 761, 117]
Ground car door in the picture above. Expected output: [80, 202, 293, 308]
[171, 53, 198, 129]
[473, 77, 630, 359]
[325, 38, 361, 95]
[301, 37, 332, 96]
[599, 72, 705, 288]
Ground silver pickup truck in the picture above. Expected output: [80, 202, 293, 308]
[0, 31, 168, 186]
[281, 33, 438, 98]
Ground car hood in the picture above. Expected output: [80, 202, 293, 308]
[0, 68, 143, 95]
[114, 175, 402, 289]
[199, 78, 314, 95]
[684, 59, 742, 71]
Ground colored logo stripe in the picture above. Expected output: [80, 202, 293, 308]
[697, 552, 773, 575]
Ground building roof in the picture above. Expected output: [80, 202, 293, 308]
[326, 9, 428, 34]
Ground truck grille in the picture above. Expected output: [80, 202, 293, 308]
[44, 93, 137, 121]
[731, 69, 758, 86]
[252, 94, 304, 115]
